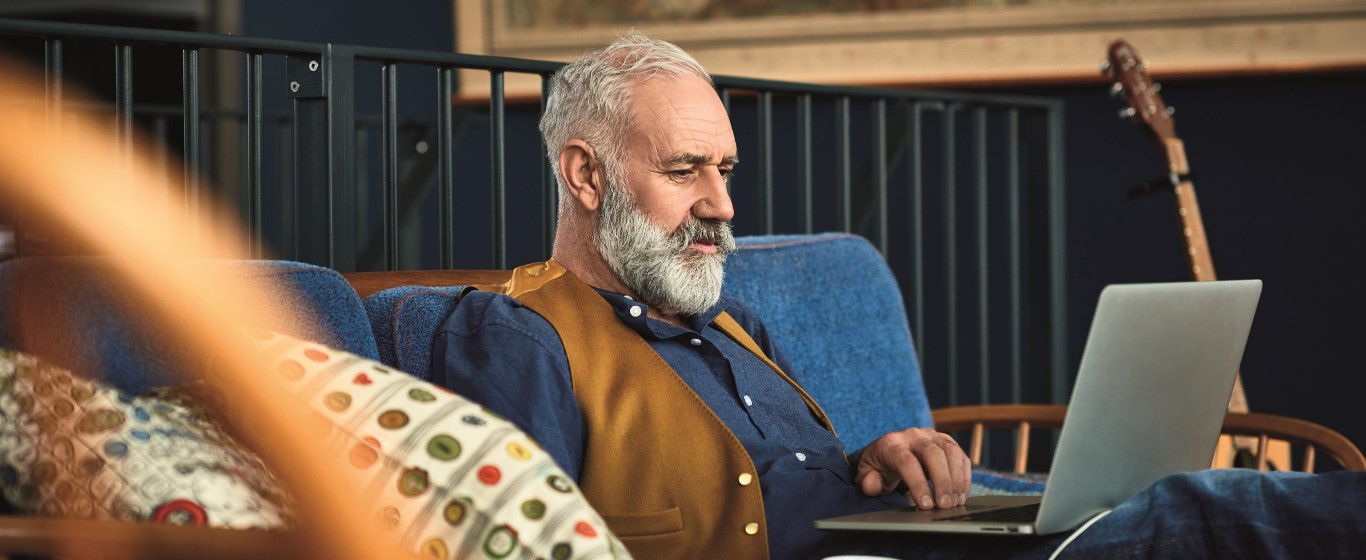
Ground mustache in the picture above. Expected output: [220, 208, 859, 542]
[671, 218, 736, 255]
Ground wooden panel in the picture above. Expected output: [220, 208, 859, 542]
[456, 0, 1366, 97]
[342, 269, 510, 299]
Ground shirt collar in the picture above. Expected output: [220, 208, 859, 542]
[593, 288, 731, 339]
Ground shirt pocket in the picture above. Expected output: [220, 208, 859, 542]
[603, 505, 684, 538]
[803, 453, 854, 485]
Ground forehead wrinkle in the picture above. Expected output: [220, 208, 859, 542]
[630, 76, 736, 166]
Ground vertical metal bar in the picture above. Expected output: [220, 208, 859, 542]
[44, 39, 62, 131]
[294, 45, 357, 271]
[1007, 108, 1022, 404]
[278, 117, 293, 259]
[153, 116, 168, 186]
[1047, 102, 1069, 405]
[797, 94, 813, 233]
[330, 46, 358, 272]
[490, 71, 507, 269]
[758, 91, 774, 234]
[354, 125, 369, 250]
[974, 106, 989, 405]
[944, 104, 958, 406]
[836, 96, 851, 232]
[182, 48, 201, 244]
[24, 38, 64, 258]
[910, 103, 925, 359]
[541, 73, 556, 257]
[438, 66, 456, 268]
[382, 62, 399, 271]
[246, 52, 263, 257]
[237, 116, 249, 240]
[873, 98, 888, 255]
[114, 43, 133, 171]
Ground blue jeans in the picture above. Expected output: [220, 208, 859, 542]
[817, 470, 1366, 559]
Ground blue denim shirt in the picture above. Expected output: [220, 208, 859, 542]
[431, 288, 908, 558]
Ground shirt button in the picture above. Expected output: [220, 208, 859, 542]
[629, 305, 642, 318]
[743, 395, 753, 407]
[795, 452, 807, 462]
[744, 522, 759, 535]
[690, 338, 702, 346]
[738, 473, 753, 486]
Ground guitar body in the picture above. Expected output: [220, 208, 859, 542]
[1105, 40, 1290, 470]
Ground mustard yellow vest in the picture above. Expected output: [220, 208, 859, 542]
[484, 260, 837, 559]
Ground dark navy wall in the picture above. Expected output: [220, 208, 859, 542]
[987, 74, 1366, 459]
[241, 0, 451, 51]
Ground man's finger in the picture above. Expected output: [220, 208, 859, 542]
[945, 439, 967, 505]
[959, 451, 973, 505]
[894, 452, 933, 510]
[917, 442, 956, 509]
[858, 467, 884, 497]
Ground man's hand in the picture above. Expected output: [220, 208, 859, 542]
[855, 428, 972, 510]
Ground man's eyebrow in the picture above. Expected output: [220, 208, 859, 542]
[664, 153, 740, 166]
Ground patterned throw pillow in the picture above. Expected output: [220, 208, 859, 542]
[0, 335, 629, 560]
[0, 348, 292, 528]
[236, 329, 628, 560]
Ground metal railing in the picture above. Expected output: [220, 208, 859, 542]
[0, 17, 1069, 410]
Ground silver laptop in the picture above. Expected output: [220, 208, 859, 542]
[815, 280, 1262, 536]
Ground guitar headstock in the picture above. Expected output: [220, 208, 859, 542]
[1104, 39, 1175, 142]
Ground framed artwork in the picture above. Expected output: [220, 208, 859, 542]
[453, 0, 1366, 98]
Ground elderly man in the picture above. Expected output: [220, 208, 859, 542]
[433, 32, 1365, 559]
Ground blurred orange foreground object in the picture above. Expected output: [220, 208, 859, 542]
[0, 55, 410, 560]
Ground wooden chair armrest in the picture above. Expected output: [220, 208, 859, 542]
[0, 516, 303, 559]
[932, 404, 1067, 432]
[932, 404, 1067, 473]
[931, 404, 1365, 473]
[1220, 411, 1366, 472]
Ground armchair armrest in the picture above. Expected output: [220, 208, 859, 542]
[932, 404, 1365, 474]
[0, 517, 301, 559]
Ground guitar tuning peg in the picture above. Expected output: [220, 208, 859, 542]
[1118, 107, 1137, 120]
[1099, 58, 1111, 75]
[1165, 106, 1176, 116]
[1109, 82, 1124, 98]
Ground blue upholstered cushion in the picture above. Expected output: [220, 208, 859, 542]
[722, 233, 933, 449]
[362, 233, 932, 450]
[0, 258, 378, 393]
[363, 286, 466, 381]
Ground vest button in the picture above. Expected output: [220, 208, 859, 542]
[744, 522, 759, 535]
[629, 305, 642, 317]
[738, 473, 753, 486]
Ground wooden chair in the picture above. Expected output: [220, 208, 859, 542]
[933, 404, 1366, 474]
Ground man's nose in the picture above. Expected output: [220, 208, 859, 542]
[693, 167, 735, 222]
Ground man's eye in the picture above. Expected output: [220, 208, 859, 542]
[669, 169, 695, 179]
[719, 167, 734, 178]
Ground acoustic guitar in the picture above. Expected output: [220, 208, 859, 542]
[1103, 39, 1289, 470]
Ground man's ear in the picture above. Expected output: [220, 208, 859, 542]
[558, 139, 604, 213]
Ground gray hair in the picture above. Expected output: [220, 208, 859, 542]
[539, 31, 712, 209]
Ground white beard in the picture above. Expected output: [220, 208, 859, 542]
[594, 179, 737, 318]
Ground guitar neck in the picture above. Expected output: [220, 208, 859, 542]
[1163, 139, 1218, 283]
[1163, 138, 1248, 413]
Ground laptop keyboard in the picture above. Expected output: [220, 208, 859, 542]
[938, 502, 1040, 523]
